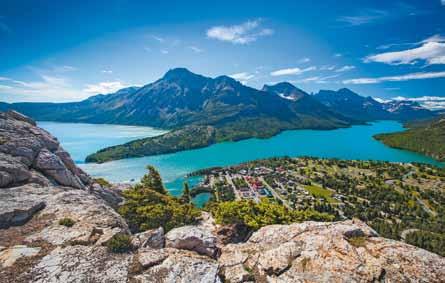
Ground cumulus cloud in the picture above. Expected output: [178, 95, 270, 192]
[343, 71, 445, 84]
[335, 65, 356, 72]
[83, 81, 129, 94]
[270, 66, 316, 76]
[365, 35, 445, 65]
[206, 19, 273, 44]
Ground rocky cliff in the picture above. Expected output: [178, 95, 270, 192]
[0, 111, 444, 283]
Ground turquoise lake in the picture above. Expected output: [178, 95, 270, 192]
[39, 121, 443, 202]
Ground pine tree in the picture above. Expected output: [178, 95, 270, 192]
[141, 165, 167, 194]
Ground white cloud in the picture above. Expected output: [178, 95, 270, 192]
[294, 74, 340, 84]
[0, 75, 87, 102]
[334, 53, 342, 57]
[442, 0, 445, 6]
[335, 65, 356, 72]
[365, 35, 445, 65]
[53, 65, 77, 73]
[0, 84, 12, 90]
[270, 66, 316, 77]
[160, 49, 169, 54]
[101, 70, 113, 74]
[188, 46, 204, 53]
[337, 9, 388, 26]
[152, 35, 165, 43]
[320, 65, 336, 71]
[206, 19, 273, 44]
[343, 71, 445, 84]
[298, 57, 311, 63]
[229, 72, 255, 83]
[83, 81, 128, 94]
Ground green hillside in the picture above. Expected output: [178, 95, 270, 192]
[375, 118, 445, 161]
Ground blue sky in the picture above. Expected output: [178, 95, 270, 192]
[1, 0, 445, 109]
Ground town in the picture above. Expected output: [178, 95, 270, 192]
[189, 157, 445, 256]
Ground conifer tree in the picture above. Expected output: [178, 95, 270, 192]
[141, 165, 167, 194]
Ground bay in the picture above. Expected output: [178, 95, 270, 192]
[39, 121, 443, 205]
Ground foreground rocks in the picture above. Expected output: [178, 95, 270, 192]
[1, 111, 444, 283]
[219, 220, 445, 282]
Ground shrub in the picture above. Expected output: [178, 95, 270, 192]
[58, 217, 75, 227]
[119, 187, 201, 232]
[106, 233, 132, 253]
[209, 199, 334, 231]
[118, 166, 200, 233]
[347, 236, 367, 248]
[94, 177, 111, 187]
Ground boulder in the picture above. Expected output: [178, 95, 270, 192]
[0, 111, 88, 189]
[89, 183, 123, 209]
[33, 149, 85, 189]
[133, 249, 221, 283]
[137, 248, 169, 268]
[132, 227, 165, 249]
[25, 188, 129, 246]
[29, 245, 132, 283]
[165, 226, 218, 258]
[0, 185, 47, 229]
[219, 220, 445, 283]
[0, 153, 31, 188]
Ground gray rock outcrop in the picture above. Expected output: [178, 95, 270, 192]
[0, 111, 88, 189]
[165, 225, 219, 258]
[219, 219, 445, 282]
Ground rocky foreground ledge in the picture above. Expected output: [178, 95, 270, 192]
[0, 111, 444, 283]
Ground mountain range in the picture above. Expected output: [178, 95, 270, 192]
[0, 68, 437, 162]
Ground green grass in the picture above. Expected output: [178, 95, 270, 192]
[58, 217, 75, 227]
[304, 185, 336, 203]
[106, 233, 132, 253]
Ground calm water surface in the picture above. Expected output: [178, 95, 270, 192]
[39, 121, 443, 203]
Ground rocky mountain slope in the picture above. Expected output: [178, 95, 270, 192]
[0, 68, 351, 130]
[0, 111, 444, 282]
[313, 88, 435, 122]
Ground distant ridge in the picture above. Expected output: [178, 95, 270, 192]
[0, 68, 436, 162]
